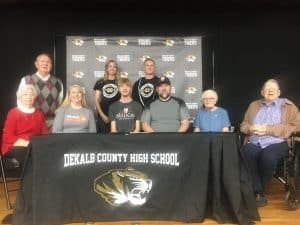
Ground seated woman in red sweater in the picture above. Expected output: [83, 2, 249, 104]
[2, 84, 48, 166]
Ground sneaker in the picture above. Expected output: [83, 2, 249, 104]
[255, 193, 268, 207]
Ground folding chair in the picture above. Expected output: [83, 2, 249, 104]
[0, 153, 21, 210]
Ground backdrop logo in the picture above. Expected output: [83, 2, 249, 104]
[94, 38, 107, 46]
[162, 55, 175, 62]
[72, 71, 85, 78]
[72, 38, 84, 46]
[72, 55, 86, 62]
[185, 87, 197, 94]
[171, 86, 176, 94]
[116, 39, 129, 46]
[117, 55, 130, 62]
[120, 71, 129, 78]
[94, 71, 105, 78]
[140, 55, 152, 62]
[138, 39, 151, 46]
[184, 38, 198, 45]
[185, 70, 198, 77]
[94, 168, 152, 206]
[164, 39, 175, 46]
[138, 71, 145, 77]
[185, 55, 196, 62]
[163, 71, 175, 78]
[96, 55, 108, 62]
[186, 102, 199, 109]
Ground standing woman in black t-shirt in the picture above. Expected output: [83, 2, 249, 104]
[93, 60, 120, 133]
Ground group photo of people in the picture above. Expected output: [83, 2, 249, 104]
[2, 52, 300, 210]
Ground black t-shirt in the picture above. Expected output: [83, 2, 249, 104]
[93, 79, 120, 115]
[132, 76, 159, 107]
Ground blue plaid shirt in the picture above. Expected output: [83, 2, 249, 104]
[249, 98, 285, 148]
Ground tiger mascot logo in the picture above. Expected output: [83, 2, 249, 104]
[94, 168, 152, 206]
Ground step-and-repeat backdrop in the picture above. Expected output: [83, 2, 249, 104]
[66, 36, 202, 118]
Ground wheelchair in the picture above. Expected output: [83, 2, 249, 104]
[273, 132, 300, 210]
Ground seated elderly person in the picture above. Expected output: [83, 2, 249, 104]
[193, 89, 231, 132]
[52, 84, 97, 133]
[2, 84, 48, 166]
[240, 78, 300, 207]
[141, 76, 190, 132]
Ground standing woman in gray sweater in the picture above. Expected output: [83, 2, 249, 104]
[52, 84, 96, 133]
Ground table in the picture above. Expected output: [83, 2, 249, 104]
[12, 133, 259, 225]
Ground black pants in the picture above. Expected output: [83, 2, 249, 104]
[96, 115, 110, 134]
[242, 142, 289, 194]
[4, 147, 28, 169]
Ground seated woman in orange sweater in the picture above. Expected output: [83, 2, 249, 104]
[2, 84, 48, 166]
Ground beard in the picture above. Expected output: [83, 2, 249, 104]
[159, 92, 171, 101]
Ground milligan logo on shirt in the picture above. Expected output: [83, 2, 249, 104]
[116, 108, 135, 120]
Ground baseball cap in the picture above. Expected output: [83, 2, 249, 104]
[157, 76, 171, 86]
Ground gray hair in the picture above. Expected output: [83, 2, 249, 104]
[16, 84, 37, 99]
[201, 89, 218, 102]
[261, 79, 280, 91]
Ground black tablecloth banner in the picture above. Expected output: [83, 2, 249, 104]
[12, 133, 259, 225]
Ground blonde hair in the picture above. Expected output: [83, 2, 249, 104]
[58, 85, 87, 110]
[16, 84, 37, 99]
[143, 57, 155, 65]
[201, 89, 218, 102]
[94, 60, 120, 87]
[104, 60, 120, 81]
[118, 78, 132, 88]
